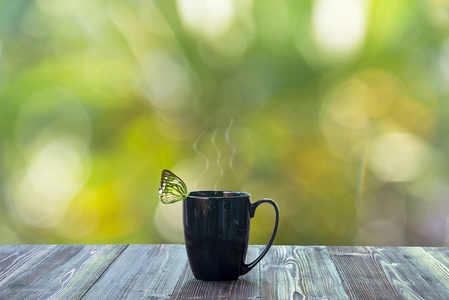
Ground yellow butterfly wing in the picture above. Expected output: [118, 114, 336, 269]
[159, 169, 188, 204]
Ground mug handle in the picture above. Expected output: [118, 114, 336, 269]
[240, 198, 279, 275]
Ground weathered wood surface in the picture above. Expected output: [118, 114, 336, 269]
[0, 244, 127, 299]
[398, 247, 449, 297]
[1, 245, 449, 299]
[328, 246, 449, 300]
[261, 246, 349, 299]
[83, 244, 187, 299]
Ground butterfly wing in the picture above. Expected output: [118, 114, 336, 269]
[159, 169, 188, 204]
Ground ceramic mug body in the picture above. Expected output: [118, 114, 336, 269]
[183, 191, 279, 281]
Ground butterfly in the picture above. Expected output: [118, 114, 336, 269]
[159, 169, 188, 204]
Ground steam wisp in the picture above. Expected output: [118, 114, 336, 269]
[192, 118, 236, 191]
[212, 129, 224, 190]
[225, 118, 236, 175]
[193, 131, 210, 190]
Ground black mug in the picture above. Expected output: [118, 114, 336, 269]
[183, 191, 279, 281]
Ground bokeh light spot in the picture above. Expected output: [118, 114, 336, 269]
[368, 133, 429, 182]
[138, 52, 198, 111]
[12, 136, 88, 228]
[177, 0, 235, 38]
[312, 0, 368, 58]
[154, 202, 184, 243]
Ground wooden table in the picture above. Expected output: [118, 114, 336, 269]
[0, 244, 448, 299]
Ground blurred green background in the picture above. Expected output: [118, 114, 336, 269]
[1, 0, 449, 246]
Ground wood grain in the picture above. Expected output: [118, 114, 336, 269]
[0, 245, 56, 284]
[82, 244, 187, 299]
[170, 245, 261, 300]
[1, 244, 449, 299]
[0, 244, 126, 300]
[398, 247, 449, 297]
[328, 246, 446, 300]
[260, 245, 349, 299]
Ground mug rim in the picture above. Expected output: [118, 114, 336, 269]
[187, 190, 250, 199]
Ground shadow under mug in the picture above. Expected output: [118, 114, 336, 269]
[183, 191, 279, 281]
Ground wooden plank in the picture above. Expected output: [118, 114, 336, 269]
[260, 245, 294, 299]
[170, 245, 261, 300]
[398, 247, 449, 297]
[0, 244, 126, 300]
[328, 246, 446, 300]
[82, 244, 187, 299]
[0, 245, 57, 284]
[260, 245, 349, 299]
